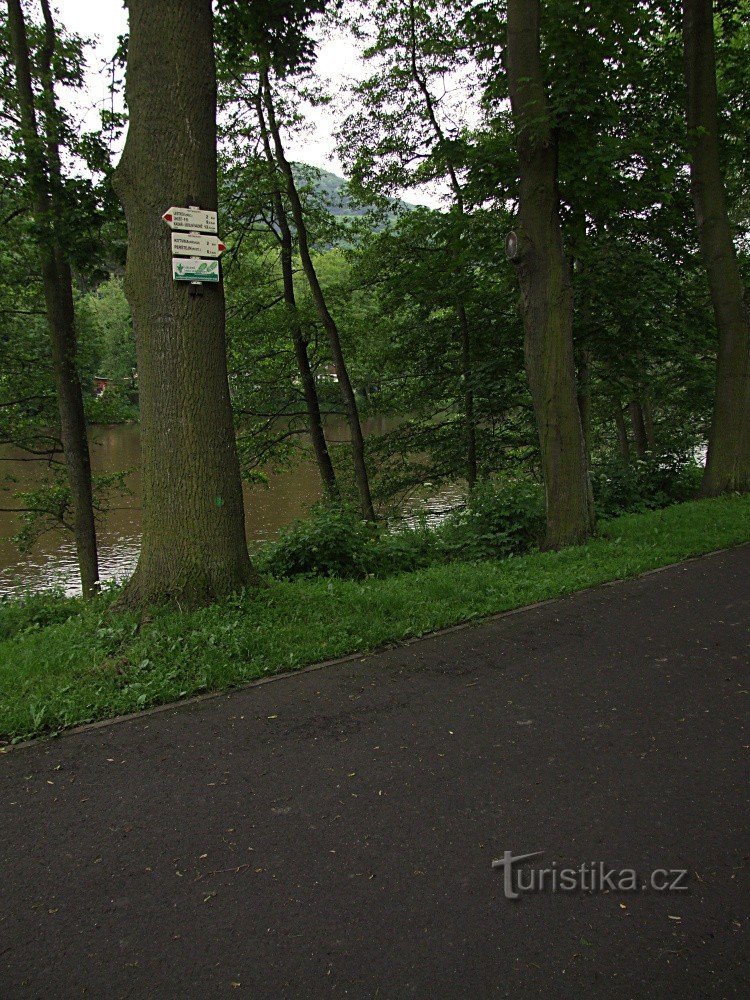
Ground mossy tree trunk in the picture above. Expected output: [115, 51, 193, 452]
[112, 0, 256, 606]
[6, 0, 99, 597]
[683, 0, 750, 494]
[505, 0, 595, 548]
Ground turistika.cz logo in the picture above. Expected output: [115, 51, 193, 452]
[492, 851, 689, 899]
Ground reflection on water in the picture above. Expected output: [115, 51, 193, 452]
[0, 419, 463, 597]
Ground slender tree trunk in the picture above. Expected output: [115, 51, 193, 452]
[576, 348, 592, 464]
[505, 0, 595, 548]
[641, 394, 656, 451]
[254, 94, 339, 499]
[629, 401, 649, 459]
[407, 0, 478, 487]
[112, 0, 256, 606]
[261, 69, 376, 520]
[614, 404, 630, 462]
[455, 303, 478, 487]
[683, 0, 750, 494]
[6, 0, 99, 597]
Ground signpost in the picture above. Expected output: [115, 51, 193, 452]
[172, 258, 220, 283]
[163, 204, 226, 290]
[162, 207, 217, 233]
[171, 232, 226, 258]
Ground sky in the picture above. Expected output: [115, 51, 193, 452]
[51, 0, 441, 207]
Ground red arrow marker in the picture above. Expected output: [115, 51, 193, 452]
[218, 243, 226, 253]
[162, 212, 173, 223]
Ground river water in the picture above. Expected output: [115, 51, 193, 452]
[0, 419, 462, 597]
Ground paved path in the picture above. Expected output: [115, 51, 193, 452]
[1, 546, 748, 998]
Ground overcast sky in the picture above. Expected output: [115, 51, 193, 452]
[52, 0, 440, 206]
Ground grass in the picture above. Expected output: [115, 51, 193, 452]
[1, 494, 748, 745]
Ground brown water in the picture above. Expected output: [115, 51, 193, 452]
[0, 419, 462, 597]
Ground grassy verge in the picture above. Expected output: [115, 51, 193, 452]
[1, 495, 748, 745]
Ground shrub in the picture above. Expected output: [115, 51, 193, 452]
[436, 479, 546, 561]
[591, 453, 702, 520]
[254, 505, 377, 580]
[85, 382, 138, 424]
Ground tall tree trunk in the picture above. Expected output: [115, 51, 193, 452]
[683, 0, 750, 494]
[254, 93, 339, 499]
[613, 404, 630, 462]
[505, 0, 595, 548]
[6, 0, 99, 597]
[112, 0, 256, 606]
[407, 0, 478, 487]
[260, 69, 376, 520]
[629, 401, 649, 459]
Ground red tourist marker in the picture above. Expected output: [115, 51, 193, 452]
[163, 212, 173, 223]
[218, 243, 226, 253]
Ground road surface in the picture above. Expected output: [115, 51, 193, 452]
[1, 545, 748, 998]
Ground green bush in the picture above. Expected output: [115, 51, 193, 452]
[255, 481, 549, 581]
[254, 505, 378, 579]
[85, 382, 138, 424]
[436, 479, 546, 561]
[591, 453, 702, 520]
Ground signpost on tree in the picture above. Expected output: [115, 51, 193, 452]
[112, 0, 257, 607]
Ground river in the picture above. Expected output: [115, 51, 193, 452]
[0, 419, 462, 597]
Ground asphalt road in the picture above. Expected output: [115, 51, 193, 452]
[1, 545, 748, 999]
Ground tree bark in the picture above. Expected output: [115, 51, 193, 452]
[6, 0, 99, 597]
[112, 0, 256, 606]
[505, 0, 595, 548]
[254, 92, 339, 499]
[683, 0, 750, 494]
[641, 394, 656, 451]
[576, 348, 592, 464]
[629, 400, 649, 459]
[613, 404, 630, 462]
[261, 68, 376, 520]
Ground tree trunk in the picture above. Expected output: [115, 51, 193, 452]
[576, 348, 592, 464]
[614, 404, 630, 462]
[407, 1, 478, 488]
[455, 303, 478, 487]
[255, 93, 339, 499]
[683, 0, 750, 494]
[629, 401, 649, 459]
[6, 0, 99, 597]
[505, 0, 595, 548]
[641, 394, 656, 451]
[261, 69, 376, 520]
[112, 0, 256, 606]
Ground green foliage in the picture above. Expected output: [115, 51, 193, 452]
[9, 468, 130, 554]
[1, 496, 748, 743]
[257, 478, 545, 580]
[437, 480, 546, 561]
[591, 454, 703, 520]
[84, 382, 138, 425]
[255, 504, 379, 579]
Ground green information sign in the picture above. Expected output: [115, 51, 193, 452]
[172, 257, 220, 283]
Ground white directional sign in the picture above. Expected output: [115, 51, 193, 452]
[171, 232, 227, 258]
[162, 207, 217, 234]
[172, 257, 220, 283]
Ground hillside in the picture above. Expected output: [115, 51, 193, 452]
[291, 163, 411, 219]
